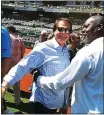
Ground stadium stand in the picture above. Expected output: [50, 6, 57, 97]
[1, 1, 104, 48]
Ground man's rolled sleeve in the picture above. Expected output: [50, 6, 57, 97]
[3, 74, 17, 85]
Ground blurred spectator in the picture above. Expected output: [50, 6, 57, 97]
[1, 25, 11, 80]
[1, 24, 12, 114]
[68, 32, 81, 61]
[40, 30, 47, 42]
[7, 25, 25, 106]
[35, 30, 47, 45]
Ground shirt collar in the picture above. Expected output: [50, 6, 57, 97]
[91, 37, 104, 45]
[51, 37, 67, 50]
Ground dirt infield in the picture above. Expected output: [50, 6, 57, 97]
[20, 48, 33, 92]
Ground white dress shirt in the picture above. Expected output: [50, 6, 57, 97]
[38, 37, 104, 113]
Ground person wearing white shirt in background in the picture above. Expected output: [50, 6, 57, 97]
[40, 30, 47, 42]
[35, 30, 47, 45]
[37, 15, 104, 114]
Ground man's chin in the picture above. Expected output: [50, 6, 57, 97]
[58, 38, 68, 43]
[82, 36, 89, 44]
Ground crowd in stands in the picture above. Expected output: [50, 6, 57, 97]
[2, 1, 103, 49]
[2, 1, 104, 14]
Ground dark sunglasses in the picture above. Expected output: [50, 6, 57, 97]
[57, 27, 72, 33]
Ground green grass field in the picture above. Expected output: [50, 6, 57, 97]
[5, 86, 34, 114]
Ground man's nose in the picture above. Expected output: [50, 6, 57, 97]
[82, 27, 86, 33]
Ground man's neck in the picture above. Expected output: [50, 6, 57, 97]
[70, 44, 77, 50]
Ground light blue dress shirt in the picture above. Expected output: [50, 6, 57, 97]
[4, 38, 70, 109]
[38, 37, 104, 113]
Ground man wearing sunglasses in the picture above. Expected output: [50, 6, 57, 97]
[1, 18, 73, 114]
[37, 15, 104, 114]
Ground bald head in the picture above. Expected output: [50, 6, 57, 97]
[89, 15, 104, 26]
[82, 15, 104, 43]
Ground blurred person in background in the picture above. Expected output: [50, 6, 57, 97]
[68, 32, 81, 61]
[7, 25, 25, 106]
[1, 24, 12, 114]
[35, 30, 47, 45]
[1, 18, 72, 114]
[40, 30, 48, 42]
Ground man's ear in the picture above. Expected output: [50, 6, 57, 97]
[97, 24, 103, 31]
